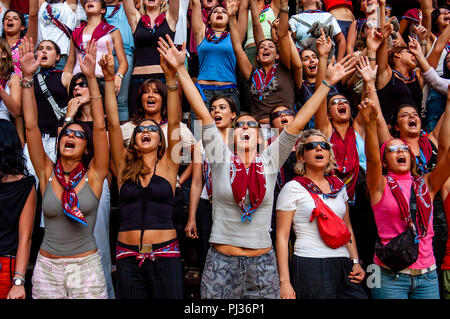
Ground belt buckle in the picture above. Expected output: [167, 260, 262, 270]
[139, 244, 153, 254]
[410, 268, 422, 276]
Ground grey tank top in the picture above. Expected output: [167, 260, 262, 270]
[41, 172, 99, 256]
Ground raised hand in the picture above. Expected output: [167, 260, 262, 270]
[99, 41, 116, 81]
[365, 27, 384, 52]
[325, 54, 356, 85]
[357, 97, 378, 125]
[19, 37, 42, 78]
[226, 0, 240, 17]
[356, 55, 378, 83]
[408, 35, 423, 58]
[316, 28, 332, 58]
[78, 40, 97, 78]
[157, 35, 186, 72]
[412, 24, 427, 42]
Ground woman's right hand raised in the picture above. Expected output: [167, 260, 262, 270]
[19, 37, 42, 78]
[357, 97, 378, 125]
[157, 35, 186, 72]
[99, 41, 116, 81]
[325, 54, 356, 86]
[226, 0, 240, 17]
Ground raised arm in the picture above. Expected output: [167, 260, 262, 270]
[158, 35, 214, 125]
[285, 54, 356, 136]
[427, 24, 450, 70]
[314, 28, 333, 138]
[249, 0, 265, 48]
[123, 0, 141, 33]
[78, 41, 109, 185]
[111, 29, 128, 96]
[191, 0, 206, 45]
[19, 37, 54, 193]
[236, 0, 250, 43]
[227, 0, 253, 80]
[24, 0, 38, 46]
[167, 0, 180, 31]
[375, 16, 395, 90]
[99, 42, 127, 179]
[359, 98, 385, 205]
[429, 85, 450, 163]
[159, 42, 182, 172]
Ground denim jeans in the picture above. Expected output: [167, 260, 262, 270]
[115, 240, 184, 299]
[371, 267, 440, 299]
[190, 85, 240, 139]
[114, 54, 134, 122]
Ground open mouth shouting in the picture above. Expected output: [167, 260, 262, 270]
[64, 139, 76, 151]
[337, 105, 347, 115]
[280, 118, 289, 125]
[408, 118, 418, 129]
[240, 132, 251, 141]
[396, 155, 407, 164]
[214, 114, 223, 125]
[141, 134, 152, 143]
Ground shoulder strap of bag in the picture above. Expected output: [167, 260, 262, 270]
[291, 15, 312, 28]
[37, 73, 67, 120]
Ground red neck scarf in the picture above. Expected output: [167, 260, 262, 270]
[46, 4, 73, 38]
[141, 13, 166, 32]
[330, 126, 359, 201]
[252, 63, 277, 101]
[293, 175, 345, 198]
[107, 3, 121, 18]
[229, 154, 266, 222]
[54, 159, 88, 226]
[72, 21, 116, 51]
[385, 172, 432, 239]
[205, 28, 229, 44]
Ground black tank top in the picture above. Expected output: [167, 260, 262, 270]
[34, 71, 70, 136]
[377, 71, 423, 124]
[119, 171, 175, 232]
[133, 17, 175, 68]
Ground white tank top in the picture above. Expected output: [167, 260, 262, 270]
[0, 77, 13, 121]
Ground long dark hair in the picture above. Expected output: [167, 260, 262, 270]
[132, 79, 168, 125]
[68, 73, 105, 115]
[56, 121, 95, 170]
[1, 10, 26, 38]
[0, 119, 28, 181]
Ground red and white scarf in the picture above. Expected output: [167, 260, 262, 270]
[229, 154, 266, 222]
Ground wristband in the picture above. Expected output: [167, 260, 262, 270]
[104, 76, 115, 82]
[167, 81, 178, 91]
[322, 79, 333, 88]
[90, 95, 102, 99]
[280, 6, 289, 13]
[116, 72, 124, 79]
[367, 56, 376, 61]
[14, 271, 25, 278]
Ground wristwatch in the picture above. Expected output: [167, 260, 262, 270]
[64, 116, 73, 124]
[351, 259, 361, 265]
[12, 277, 25, 286]
[116, 72, 124, 79]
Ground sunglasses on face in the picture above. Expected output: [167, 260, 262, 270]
[330, 98, 349, 105]
[134, 124, 159, 133]
[304, 141, 331, 151]
[270, 109, 295, 119]
[63, 128, 87, 139]
[233, 120, 259, 128]
[386, 144, 410, 153]
[73, 81, 88, 89]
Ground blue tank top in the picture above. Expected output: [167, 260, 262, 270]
[197, 33, 237, 83]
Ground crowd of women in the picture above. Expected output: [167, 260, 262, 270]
[1, 0, 450, 300]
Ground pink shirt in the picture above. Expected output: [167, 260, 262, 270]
[73, 33, 114, 77]
[11, 39, 22, 77]
[372, 172, 435, 269]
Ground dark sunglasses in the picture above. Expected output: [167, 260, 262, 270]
[63, 128, 86, 139]
[304, 141, 331, 151]
[386, 144, 410, 153]
[233, 120, 259, 128]
[134, 124, 159, 133]
[330, 98, 349, 105]
[73, 81, 88, 89]
[270, 109, 295, 119]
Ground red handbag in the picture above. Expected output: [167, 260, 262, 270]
[308, 191, 351, 249]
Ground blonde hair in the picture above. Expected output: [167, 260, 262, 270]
[298, 0, 323, 11]
[294, 129, 337, 176]
[139, 0, 168, 15]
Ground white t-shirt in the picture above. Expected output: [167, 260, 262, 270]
[276, 180, 350, 258]
[174, 0, 189, 46]
[0, 77, 12, 121]
[38, 2, 77, 55]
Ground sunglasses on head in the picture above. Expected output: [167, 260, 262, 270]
[233, 120, 259, 128]
[134, 124, 159, 133]
[74, 81, 88, 89]
[270, 109, 295, 119]
[63, 128, 87, 139]
[304, 141, 331, 151]
[386, 144, 410, 153]
[330, 98, 349, 105]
